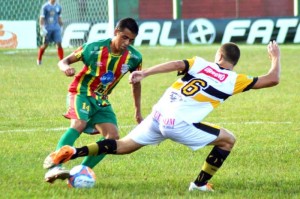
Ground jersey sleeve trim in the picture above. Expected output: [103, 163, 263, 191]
[177, 60, 189, 76]
[74, 46, 83, 57]
[243, 77, 258, 91]
[181, 72, 194, 81]
[233, 75, 258, 94]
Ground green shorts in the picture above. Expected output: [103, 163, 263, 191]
[64, 93, 118, 134]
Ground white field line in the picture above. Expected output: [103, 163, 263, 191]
[0, 121, 293, 134]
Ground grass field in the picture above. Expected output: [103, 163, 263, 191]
[0, 44, 299, 199]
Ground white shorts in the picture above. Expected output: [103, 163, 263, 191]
[125, 112, 219, 151]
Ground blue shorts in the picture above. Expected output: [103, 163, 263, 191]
[44, 28, 62, 44]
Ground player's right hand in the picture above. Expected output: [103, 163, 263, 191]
[64, 67, 75, 76]
[129, 71, 144, 84]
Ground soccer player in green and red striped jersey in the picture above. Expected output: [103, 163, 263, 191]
[43, 18, 143, 183]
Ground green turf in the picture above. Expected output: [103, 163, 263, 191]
[0, 44, 299, 198]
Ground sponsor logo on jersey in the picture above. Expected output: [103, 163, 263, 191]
[100, 71, 114, 84]
[129, 52, 139, 60]
[90, 46, 100, 56]
[198, 66, 228, 82]
[170, 91, 183, 102]
[121, 64, 129, 74]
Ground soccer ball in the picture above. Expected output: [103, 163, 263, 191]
[68, 165, 96, 188]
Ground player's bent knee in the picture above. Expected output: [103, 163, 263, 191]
[226, 133, 236, 148]
[105, 132, 120, 140]
[219, 128, 236, 150]
[71, 119, 87, 132]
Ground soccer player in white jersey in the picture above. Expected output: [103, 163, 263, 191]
[44, 41, 281, 192]
[37, 0, 64, 65]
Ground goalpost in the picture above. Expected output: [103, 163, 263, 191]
[59, 0, 114, 25]
[59, 0, 115, 47]
[0, 0, 115, 47]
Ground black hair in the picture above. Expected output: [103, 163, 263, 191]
[115, 17, 139, 35]
[220, 43, 240, 66]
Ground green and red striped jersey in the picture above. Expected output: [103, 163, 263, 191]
[69, 38, 142, 98]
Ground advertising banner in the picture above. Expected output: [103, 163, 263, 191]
[61, 17, 300, 47]
[133, 17, 300, 46]
[0, 21, 37, 49]
[1, 17, 299, 49]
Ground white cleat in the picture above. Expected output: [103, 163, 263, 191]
[44, 166, 70, 183]
[188, 182, 214, 192]
[43, 146, 76, 169]
[43, 153, 56, 169]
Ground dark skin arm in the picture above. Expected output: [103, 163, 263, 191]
[58, 53, 79, 76]
[131, 81, 143, 123]
[129, 60, 186, 84]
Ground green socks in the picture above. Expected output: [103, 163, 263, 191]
[55, 129, 108, 169]
[56, 128, 80, 150]
[81, 137, 106, 169]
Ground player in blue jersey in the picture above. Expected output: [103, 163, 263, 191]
[37, 0, 64, 65]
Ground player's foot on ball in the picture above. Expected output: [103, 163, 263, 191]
[188, 182, 214, 192]
[43, 145, 76, 169]
[45, 166, 70, 183]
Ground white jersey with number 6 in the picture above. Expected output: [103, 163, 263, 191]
[152, 56, 258, 124]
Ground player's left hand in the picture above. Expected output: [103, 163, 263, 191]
[267, 40, 280, 59]
[64, 67, 76, 76]
[135, 111, 143, 124]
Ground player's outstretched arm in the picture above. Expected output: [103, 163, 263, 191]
[252, 41, 281, 89]
[129, 60, 186, 84]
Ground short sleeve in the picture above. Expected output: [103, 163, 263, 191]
[177, 57, 195, 76]
[233, 74, 258, 94]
